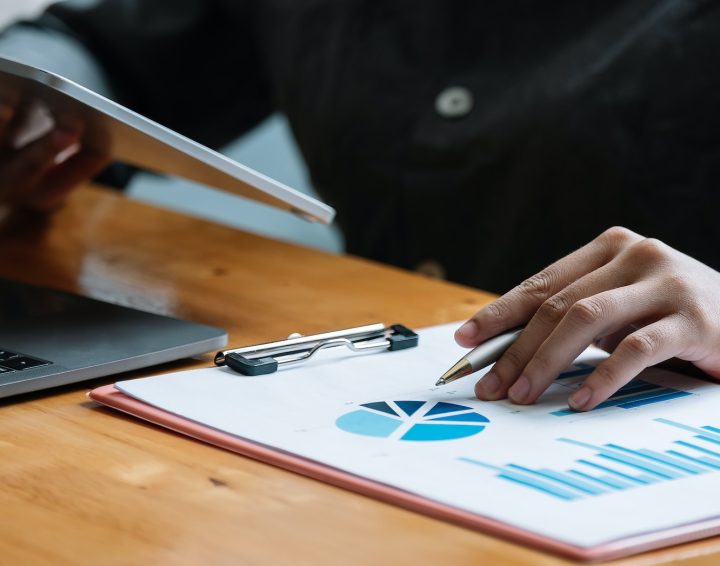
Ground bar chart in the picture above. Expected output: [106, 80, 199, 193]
[459, 418, 720, 501]
[550, 363, 692, 417]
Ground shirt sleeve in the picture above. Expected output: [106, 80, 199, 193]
[0, 15, 139, 189]
[0, 21, 115, 97]
[36, 0, 273, 148]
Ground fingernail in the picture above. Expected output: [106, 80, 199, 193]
[569, 387, 592, 411]
[456, 320, 479, 342]
[508, 375, 530, 404]
[53, 142, 81, 165]
[478, 372, 500, 397]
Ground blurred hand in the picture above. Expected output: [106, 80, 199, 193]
[455, 227, 720, 411]
[0, 88, 109, 212]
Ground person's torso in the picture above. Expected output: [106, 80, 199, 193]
[225, 0, 717, 291]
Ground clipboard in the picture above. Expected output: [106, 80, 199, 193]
[88, 323, 720, 562]
[88, 385, 720, 562]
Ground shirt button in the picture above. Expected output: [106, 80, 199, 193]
[434, 86, 474, 119]
[415, 259, 447, 280]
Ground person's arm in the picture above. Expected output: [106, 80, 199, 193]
[0, 13, 120, 210]
[42, 0, 272, 148]
[456, 227, 720, 411]
[0, 0, 272, 210]
[0, 18, 114, 96]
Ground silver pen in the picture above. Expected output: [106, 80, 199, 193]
[435, 326, 525, 386]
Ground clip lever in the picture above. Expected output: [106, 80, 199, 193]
[217, 323, 418, 376]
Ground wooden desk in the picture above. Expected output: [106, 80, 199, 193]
[0, 186, 718, 565]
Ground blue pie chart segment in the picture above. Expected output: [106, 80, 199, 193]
[334, 409, 402, 438]
[336, 400, 489, 442]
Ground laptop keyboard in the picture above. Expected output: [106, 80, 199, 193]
[0, 350, 51, 372]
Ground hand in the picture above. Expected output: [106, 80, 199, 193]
[455, 227, 720, 411]
[0, 87, 109, 212]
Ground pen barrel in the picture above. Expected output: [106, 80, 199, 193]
[467, 327, 523, 370]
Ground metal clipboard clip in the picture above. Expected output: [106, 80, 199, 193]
[214, 323, 418, 376]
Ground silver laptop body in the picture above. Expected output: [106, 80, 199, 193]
[0, 278, 227, 398]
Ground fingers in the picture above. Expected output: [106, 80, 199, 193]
[473, 238, 695, 404]
[0, 125, 82, 204]
[0, 88, 94, 211]
[475, 279, 661, 401]
[568, 314, 692, 411]
[461, 229, 720, 413]
[593, 326, 635, 353]
[25, 148, 110, 211]
[475, 258, 633, 400]
[505, 282, 661, 405]
[0, 90, 21, 144]
[455, 227, 644, 347]
[0, 103, 16, 142]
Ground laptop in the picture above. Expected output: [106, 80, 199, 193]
[0, 278, 227, 398]
[0, 57, 336, 397]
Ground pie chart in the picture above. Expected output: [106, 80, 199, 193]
[336, 400, 489, 441]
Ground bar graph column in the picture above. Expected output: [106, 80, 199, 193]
[459, 418, 720, 501]
[551, 376, 692, 417]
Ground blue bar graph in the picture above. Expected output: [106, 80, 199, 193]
[668, 450, 720, 470]
[655, 419, 720, 442]
[498, 472, 578, 500]
[457, 458, 581, 500]
[675, 440, 720, 458]
[459, 418, 720, 501]
[550, 377, 692, 417]
[578, 459, 652, 485]
[556, 362, 596, 380]
[635, 449, 705, 473]
[568, 469, 628, 490]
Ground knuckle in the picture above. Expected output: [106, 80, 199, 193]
[627, 238, 670, 266]
[658, 273, 709, 329]
[621, 331, 658, 359]
[484, 300, 509, 322]
[678, 297, 710, 331]
[589, 361, 619, 389]
[518, 270, 555, 302]
[528, 352, 553, 376]
[479, 300, 511, 332]
[498, 345, 526, 373]
[568, 297, 607, 326]
[598, 226, 636, 250]
[536, 294, 571, 326]
[689, 301, 710, 327]
[663, 273, 693, 296]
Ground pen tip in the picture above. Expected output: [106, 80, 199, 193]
[436, 359, 473, 387]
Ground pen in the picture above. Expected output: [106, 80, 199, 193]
[435, 326, 525, 386]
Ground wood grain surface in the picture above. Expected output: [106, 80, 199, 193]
[0, 185, 717, 565]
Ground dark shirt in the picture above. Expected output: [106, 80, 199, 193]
[25, 0, 720, 292]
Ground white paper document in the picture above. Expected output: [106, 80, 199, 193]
[116, 323, 720, 548]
